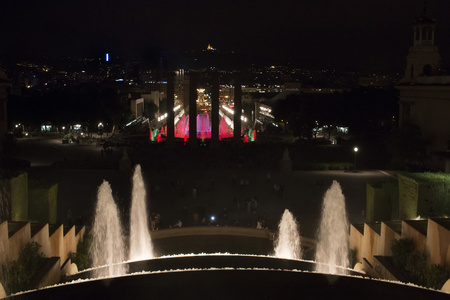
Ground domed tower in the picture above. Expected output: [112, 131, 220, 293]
[400, 8, 441, 83]
[397, 5, 450, 172]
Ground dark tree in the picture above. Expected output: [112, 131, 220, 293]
[387, 122, 428, 171]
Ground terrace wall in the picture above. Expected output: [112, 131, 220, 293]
[0, 221, 85, 270]
[350, 218, 450, 274]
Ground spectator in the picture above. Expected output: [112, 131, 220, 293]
[173, 219, 182, 228]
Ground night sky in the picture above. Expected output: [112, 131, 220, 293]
[1, 0, 450, 72]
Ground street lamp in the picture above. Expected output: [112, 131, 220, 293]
[98, 122, 104, 138]
[354, 147, 359, 171]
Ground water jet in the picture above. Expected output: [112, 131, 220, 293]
[315, 180, 350, 275]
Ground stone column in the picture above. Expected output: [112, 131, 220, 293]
[210, 72, 220, 149]
[188, 72, 198, 148]
[233, 74, 242, 145]
[165, 72, 176, 149]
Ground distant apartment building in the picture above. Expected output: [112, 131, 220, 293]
[130, 98, 144, 119]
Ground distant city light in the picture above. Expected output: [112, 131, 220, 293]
[105, 53, 109, 62]
[157, 113, 168, 122]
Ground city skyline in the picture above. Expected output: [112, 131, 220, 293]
[1, 0, 450, 72]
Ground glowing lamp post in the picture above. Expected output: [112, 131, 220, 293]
[354, 147, 359, 171]
[98, 122, 104, 137]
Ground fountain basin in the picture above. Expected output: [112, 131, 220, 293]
[10, 255, 448, 300]
[150, 227, 315, 258]
[63, 254, 359, 282]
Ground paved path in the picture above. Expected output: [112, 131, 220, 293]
[15, 136, 394, 239]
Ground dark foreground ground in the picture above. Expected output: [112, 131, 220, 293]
[11, 255, 449, 300]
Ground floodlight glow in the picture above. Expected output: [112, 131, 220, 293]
[106, 53, 109, 62]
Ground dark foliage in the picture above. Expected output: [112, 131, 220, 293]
[272, 87, 398, 141]
[7, 83, 130, 131]
[0, 242, 46, 295]
[386, 123, 428, 170]
[70, 233, 92, 271]
[391, 238, 450, 290]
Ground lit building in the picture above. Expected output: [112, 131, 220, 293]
[396, 10, 450, 171]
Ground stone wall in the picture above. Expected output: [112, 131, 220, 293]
[427, 219, 450, 268]
[360, 224, 382, 265]
[401, 220, 427, 253]
[398, 174, 419, 219]
[350, 218, 450, 275]
[0, 221, 85, 269]
[398, 173, 450, 219]
[29, 184, 58, 224]
[349, 224, 364, 263]
[366, 181, 398, 223]
[0, 172, 28, 222]
[8, 222, 30, 261]
[31, 224, 52, 258]
[0, 222, 9, 265]
[380, 223, 401, 257]
[0, 221, 86, 296]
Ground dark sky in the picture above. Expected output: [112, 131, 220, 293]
[1, 0, 450, 72]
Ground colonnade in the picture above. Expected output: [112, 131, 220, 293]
[165, 71, 242, 149]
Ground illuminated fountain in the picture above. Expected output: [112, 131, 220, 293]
[219, 116, 232, 138]
[175, 115, 188, 139]
[89, 181, 127, 277]
[197, 113, 211, 139]
[315, 180, 350, 274]
[9, 176, 447, 299]
[150, 128, 160, 142]
[172, 113, 234, 140]
[129, 165, 154, 261]
[159, 103, 245, 141]
[274, 209, 302, 259]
